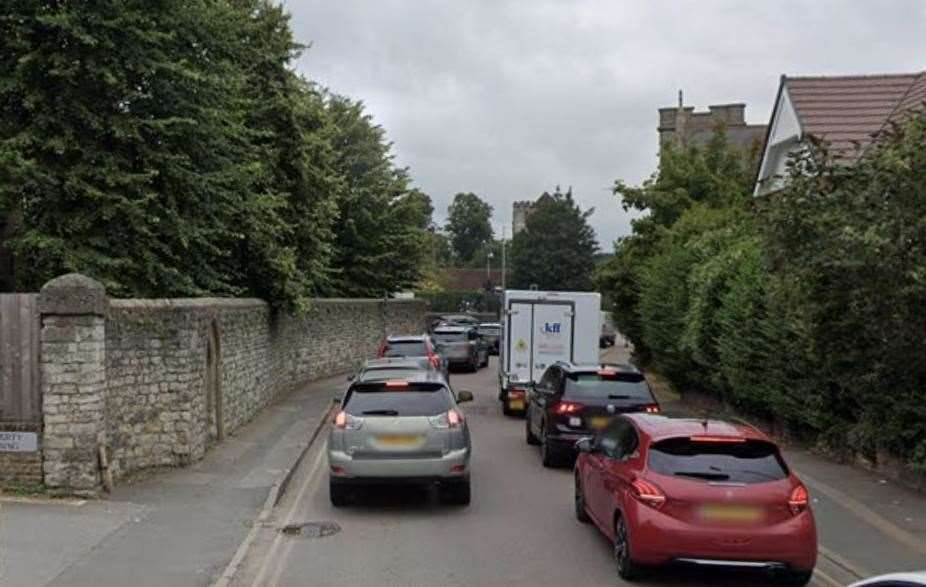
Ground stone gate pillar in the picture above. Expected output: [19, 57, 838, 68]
[38, 273, 107, 495]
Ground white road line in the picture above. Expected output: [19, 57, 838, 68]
[251, 441, 328, 587]
[818, 544, 869, 581]
[813, 566, 844, 587]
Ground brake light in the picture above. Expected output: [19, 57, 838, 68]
[508, 388, 527, 399]
[429, 409, 464, 429]
[385, 380, 408, 389]
[630, 478, 666, 509]
[377, 340, 388, 357]
[333, 410, 363, 430]
[690, 435, 747, 443]
[644, 404, 660, 414]
[788, 484, 809, 515]
[597, 369, 617, 378]
[553, 401, 584, 415]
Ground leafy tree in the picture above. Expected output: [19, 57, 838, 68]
[445, 192, 493, 264]
[510, 187, 598, 290]
[323, 95, 429, 297]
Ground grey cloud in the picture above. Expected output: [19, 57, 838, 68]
[285, 0, 926, 246]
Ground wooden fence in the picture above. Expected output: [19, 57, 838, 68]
[0, 293, 41, 425]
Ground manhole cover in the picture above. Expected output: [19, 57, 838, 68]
[281, 521, 341, 538]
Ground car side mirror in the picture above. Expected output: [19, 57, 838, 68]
[333, 394, 343, 404]
[345, 374, 354, 382]
[575, 437, 594, 453]
[456, 390, 474, 403]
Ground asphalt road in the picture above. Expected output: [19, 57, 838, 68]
[232, 350, 926, 587]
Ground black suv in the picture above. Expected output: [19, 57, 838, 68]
[525, 362, 659, 467]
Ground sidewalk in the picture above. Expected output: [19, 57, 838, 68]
[602, 345, 926, 579]
[0, 372, 342, 587]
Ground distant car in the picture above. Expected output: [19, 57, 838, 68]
[599, 321, 617, 348]
[849, 572, 926, 586]
[525, 362, 659, 467]
[377, 334, 448, 379]
[435, 314, 480, 327]
[431, 326, 488, 371]
[476, 322, 501, 355]
[350, 357, 442, 384]
[574, 414, 817, 584]
[328, 371, 473, 506]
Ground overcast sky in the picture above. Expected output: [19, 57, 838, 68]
[285, 0, 926, 248]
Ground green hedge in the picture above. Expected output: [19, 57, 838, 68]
[414, 290, 500, 314]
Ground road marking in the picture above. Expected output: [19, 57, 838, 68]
[818, 544, 869, 580]
[813, 566, 844, 587]
[251, 440, 327, 587]
[797, 468, 926, 557]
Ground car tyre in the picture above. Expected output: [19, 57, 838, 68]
[783, 570, 813, 586]
[525, 414, 540, 445]
[574, 473, 591, 523]
[614, 514, 642, 581]
[540, 425, 560, 468]
[440, 479, 471, 506]
[329, 480, 350, 507]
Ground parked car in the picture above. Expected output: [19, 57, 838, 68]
[849, 572, 926, 586]
[574, 414, 817, 584]
[328, 371, 473, 506]
[431, 325, 488, 371]
[476, 322, 501, 355]
[435, 314, 480, 328]
[376, 334, 448, 379]
[349, 357, 442, 384]
[525, 362, 659, 467]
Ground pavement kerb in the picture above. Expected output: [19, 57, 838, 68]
[213, 398, 338, 587]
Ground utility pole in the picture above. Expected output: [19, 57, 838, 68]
[501, 226, 507, 292]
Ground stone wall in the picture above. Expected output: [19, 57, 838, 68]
[0, 423, 42, 487]
[6, 273, 428, 493]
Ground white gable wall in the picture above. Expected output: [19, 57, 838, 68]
[754, 85, 803, 196]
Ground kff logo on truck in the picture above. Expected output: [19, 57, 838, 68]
[542, 322, 561, 334]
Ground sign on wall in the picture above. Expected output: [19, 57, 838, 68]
[0, 431, 38, 452]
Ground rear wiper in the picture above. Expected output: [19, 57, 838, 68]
[607, 394, 632, 400]
[361, 409, 400, 416]
[674, 471, 731, 481]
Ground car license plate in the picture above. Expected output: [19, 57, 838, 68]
[508, 399, 525, 410]
[698, 504, 763, 523]
[589, 416, 611, 430]
[376, 434, 422, 447]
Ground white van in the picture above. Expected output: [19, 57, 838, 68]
[498, 290, 601, 415]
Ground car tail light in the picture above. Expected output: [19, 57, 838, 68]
[553, 401, 584, 415]
[690, 435, 747, 443]
[788, 484, 809, 515]
[644, 404, 660, 414]
[427, 352, 440, 369]
[333, 410, 363, 430]
[385, 380, 409, 389]
[429, 409, 464, 429]
[508, 388, 527, 400]
[630, 478, 666, 509]
[377, 340, 388, 357]
[597, 369, 617, 378]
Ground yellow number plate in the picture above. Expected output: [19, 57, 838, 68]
[589, 416, 611, 430]
[508, 399, 525, 411]
[698, 504, 763, 522]
[376, 434, 422, 447]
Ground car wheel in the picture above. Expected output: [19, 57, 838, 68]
[329, 480, 350, 507]
[440, 479, 471, 506]
[783, 570, 813, 586]
[540, 425, 559, 468]
[614, 514, 642, 580]
[525, 414, 540, 445]
[469, 357, 478, 372]
[574, 473, 591, 523]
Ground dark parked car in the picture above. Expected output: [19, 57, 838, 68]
[376, 334, 448, 379]
[525, 362, 659, 467]
[431, 326, 488, 371]
[574, 414, 816, 584]
[476, 322, 501, 355]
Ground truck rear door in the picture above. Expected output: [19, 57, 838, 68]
[506, 302, 534, 384]
[531, 302, 574, 381]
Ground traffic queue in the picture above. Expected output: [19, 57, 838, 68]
[326, 291, 818, 585]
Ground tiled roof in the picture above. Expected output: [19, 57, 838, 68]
[786, 72, 926, 161]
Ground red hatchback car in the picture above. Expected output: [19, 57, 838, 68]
[574, 414, 816, 584]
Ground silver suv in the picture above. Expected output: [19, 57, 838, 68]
[328, 371, 473, 506]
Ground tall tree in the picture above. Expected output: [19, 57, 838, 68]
[510, 187, 598, 290]
[445, 192, 493, 264]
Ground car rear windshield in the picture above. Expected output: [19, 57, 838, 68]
[383, 341, 427, 357]
[648, 437, 789, 484]
[344, 383, 453, 417]
[564, 373, 653, 401]
[359, 368, 426, 382]
[477, 326, 500, 335]
[432, 332, 466, 343]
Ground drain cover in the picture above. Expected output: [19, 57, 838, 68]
[281, 521, 341, 538]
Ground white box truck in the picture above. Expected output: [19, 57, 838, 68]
[498, 290, 601, 415]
